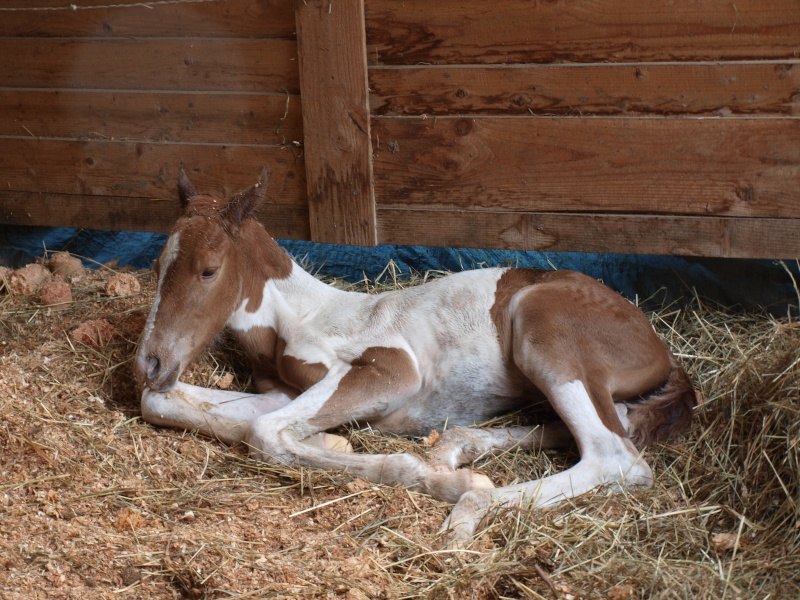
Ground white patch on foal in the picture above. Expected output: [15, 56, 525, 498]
[139, 232, 180, 350]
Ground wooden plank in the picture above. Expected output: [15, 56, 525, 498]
[0, 39, 299, 92]
[370, 63, 800, 117]
[0, 138, 306, 203]
[0, 90, 303, 146]
[376, 208, 800, 259]
[372, 116, 800, 218]
[0, 192, 310, 239]
[0, 0, 296, 38]
[366, 0, 800, 65]
[295, 0, 376, 245]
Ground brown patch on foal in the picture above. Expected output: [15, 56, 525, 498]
[490, 269, 552, 353]
[234, 325, 292, 395]
[235, 325, 279, 361]
[489, 269, 553, 393]
[309, 347, 420, 429]
[491, 269, 671, 439]
[234, 326, 328, 395]
[237, 221, 293, 313]
[179, 190, 293, 316]
[274, 338, 329, 392]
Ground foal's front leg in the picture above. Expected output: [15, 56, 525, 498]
[142, 382, 293, 445]
[141, 382, 350, 451]
[245, 349, 494, 503]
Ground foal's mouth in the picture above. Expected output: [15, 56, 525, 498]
[145, 365, 181, 394]
[136, 353, 181, 394]
[145, 377, 179, 395]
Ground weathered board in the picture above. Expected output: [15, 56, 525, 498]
[369, 63, 800, 117]
[0, 192, 309, 239]
[0, 139, 305, 201]
[295, 0, 376, 245]
[0, 39, 299, 92]
[372, 117, 800, 218]
[376, 209, 798, 260]
[0, 0, 295, 38]
[0, 0, 798, 259]
[0, 90, 302, 145]
[366, 0, 800, 64]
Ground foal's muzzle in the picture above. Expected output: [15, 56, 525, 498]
[136, 352, 179, 393]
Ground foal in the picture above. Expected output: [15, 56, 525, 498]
[136, 169, 696, 544]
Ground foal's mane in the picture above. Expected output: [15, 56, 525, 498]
[183, 195, 229, 219]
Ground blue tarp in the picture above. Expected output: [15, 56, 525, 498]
[1, 225, 797, 314]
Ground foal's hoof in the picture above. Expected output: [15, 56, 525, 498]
[438, 487, 495, 550]
[470, 473, 495, 490]
[306, 432, 353, 453]
[420, 466, 495, 504]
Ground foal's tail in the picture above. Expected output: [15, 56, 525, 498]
[627, 354, 698, 449]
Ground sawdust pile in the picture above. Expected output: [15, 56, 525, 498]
[0, 255, 798, 599]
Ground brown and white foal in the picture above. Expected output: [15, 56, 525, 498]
[136, 169, 696, 544]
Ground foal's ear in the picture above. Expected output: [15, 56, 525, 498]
[224, 167, 269, 228]
[178, 168, 198, 209]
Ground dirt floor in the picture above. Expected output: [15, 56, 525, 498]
[0, 256, 798, 599]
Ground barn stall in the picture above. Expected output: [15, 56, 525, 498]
[0, 0, 799, 598]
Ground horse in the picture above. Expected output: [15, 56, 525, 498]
[135, 168, 696, 545]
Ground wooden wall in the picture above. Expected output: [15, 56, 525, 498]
[366, 0, 800, 258]
[1, 0, 799, 259]
[0, 0, 309, 239]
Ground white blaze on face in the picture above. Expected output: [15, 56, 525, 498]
[140, 232, 181, 351]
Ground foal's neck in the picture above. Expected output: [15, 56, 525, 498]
[232, 221, 350, 325]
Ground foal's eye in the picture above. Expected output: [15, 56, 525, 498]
[200, 267, 218, 280]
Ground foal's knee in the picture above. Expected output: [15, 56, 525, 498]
[245, 423, 293, 464]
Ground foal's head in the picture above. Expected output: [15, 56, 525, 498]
[135, 168, 271, 392]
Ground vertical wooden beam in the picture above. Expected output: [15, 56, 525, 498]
[295, 0, 376, 246]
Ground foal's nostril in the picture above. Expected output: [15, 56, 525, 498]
[146, 355, 161, 381]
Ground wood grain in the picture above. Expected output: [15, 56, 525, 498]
[295, 0, 376, 245]
[0, 38, 299, 92]
[366, 0, 800, 65]
[0, 192, 310, 239]
[0, 138, 307, 204]
[372, 116, 800, 218]
[0, 90, 303, 145]
[377, 208, 800, 259]
[0, 0, 295, 38]
[370, 63, 800, 116]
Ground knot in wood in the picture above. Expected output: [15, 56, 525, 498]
[453, 119, 473, 136]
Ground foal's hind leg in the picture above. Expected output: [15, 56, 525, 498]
[441, 280, 660, 545]
[441, 379, 652, 545]
[427, 423, 572, 470]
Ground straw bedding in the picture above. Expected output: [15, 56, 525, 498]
[0, 257, 797, 599]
